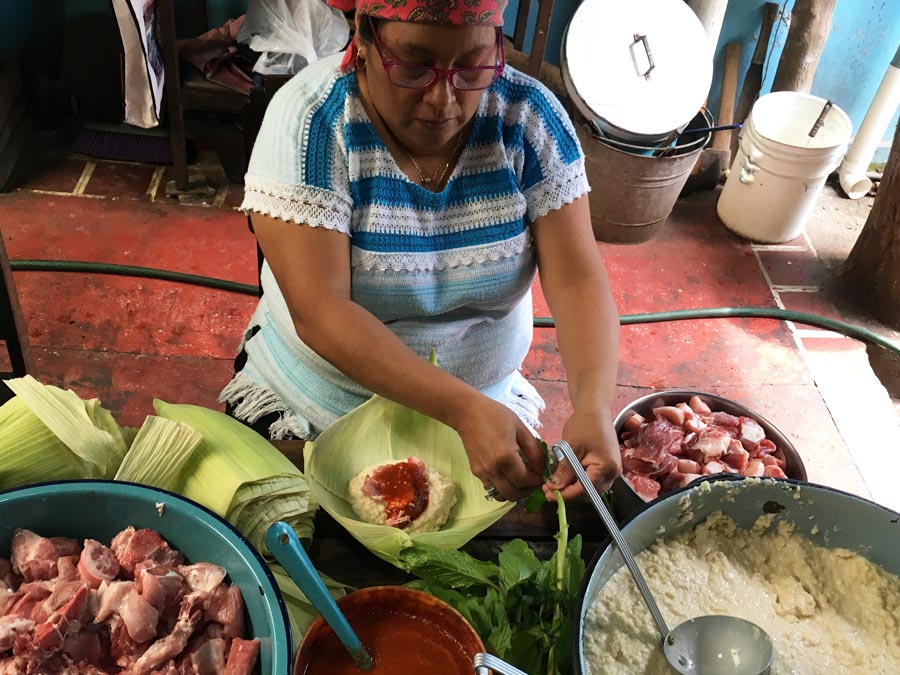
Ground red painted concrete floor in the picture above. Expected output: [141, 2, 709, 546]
[2, 147, 899, 511]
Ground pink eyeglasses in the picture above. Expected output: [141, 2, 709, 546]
[367, 15, 505, 91]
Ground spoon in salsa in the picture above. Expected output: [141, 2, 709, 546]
[551, 441, 774, 675]
[266, 521, 375, 671]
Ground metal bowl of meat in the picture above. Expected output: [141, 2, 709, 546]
[610, 390, 806, 520]
[0, 479, 291, 674]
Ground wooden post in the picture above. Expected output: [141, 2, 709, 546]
[734, 3, 780, 125]
[158, 0, 190, 192]
[841, 120, 900, 329]
[712, 43, 741, 156]
[771, 0, 837, 93]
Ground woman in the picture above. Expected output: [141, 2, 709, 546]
[220, 0, 622, 502]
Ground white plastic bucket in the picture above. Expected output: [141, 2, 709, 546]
[716, 92, 852, 243]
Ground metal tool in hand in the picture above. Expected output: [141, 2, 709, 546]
[551, 441, 774, 675]
[266, 522, 375, 671]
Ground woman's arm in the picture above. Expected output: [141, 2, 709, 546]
[530, 195, 623, 499]
[252, 213, 544, 499]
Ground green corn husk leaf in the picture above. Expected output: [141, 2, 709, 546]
[304, 366, 514, 568]
[114, 416, 203, 486]
[228, 481, 316, 552]
[83, 398, 130, 474]
[119, 426, 140, 449]
[3, 376, 124, 482]
[0, 397, 94, 486]
[269, 564, 351, 647]
[152, 400, 317, 552]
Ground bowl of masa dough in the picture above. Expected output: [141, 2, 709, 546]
[573, 475, 900, 674]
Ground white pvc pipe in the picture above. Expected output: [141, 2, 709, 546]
[839, 45, 900, 199]
[687, 0, 730, 53]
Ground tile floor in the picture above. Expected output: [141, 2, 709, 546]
[2, 146, 899, 512]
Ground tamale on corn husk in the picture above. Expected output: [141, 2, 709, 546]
[304, 359, 514, 567]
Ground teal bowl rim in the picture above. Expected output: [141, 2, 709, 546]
[0, 478, 293, 674]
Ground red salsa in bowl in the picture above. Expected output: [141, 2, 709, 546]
[294, 586, 483, 675]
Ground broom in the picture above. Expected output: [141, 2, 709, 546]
[71, 122, 174, 165]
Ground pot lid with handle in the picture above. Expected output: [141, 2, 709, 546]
[562, 0, 713, 139]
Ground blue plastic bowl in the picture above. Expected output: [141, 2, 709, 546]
[0, 480, 291, 674]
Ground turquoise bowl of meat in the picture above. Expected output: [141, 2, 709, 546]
[611, 390, 806, 519]
[0, 479, 291, 674]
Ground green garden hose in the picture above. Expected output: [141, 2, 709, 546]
[11, 259, 900, 356]
[535, 309, 900, 355]
[10, 260, 259, 296]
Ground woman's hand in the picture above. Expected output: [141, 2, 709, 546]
[452, 394, 544, 502]
[542, 409, 621, 500]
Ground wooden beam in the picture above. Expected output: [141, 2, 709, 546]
[771, 0, 837, 93]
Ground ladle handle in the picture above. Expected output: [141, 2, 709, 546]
[473, 653, 530, 675]
[551, 441, 670, 640]
[265, 522, 374, 671]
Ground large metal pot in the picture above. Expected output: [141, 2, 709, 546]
[560, 0, 713, 144]
[572, 477, 900, 674]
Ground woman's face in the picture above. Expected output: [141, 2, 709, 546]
[358, 18, 500, 157]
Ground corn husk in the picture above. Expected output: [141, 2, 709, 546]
[269, 564, 350, 646]
[83, 398, 130, 470]
[304, 377, 514, 568]
[0, 376, 127, 484]
[114, 416, 203, 486]
[152, 400, 317, 554]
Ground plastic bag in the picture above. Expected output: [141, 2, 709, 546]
[238, 0, 350, 76]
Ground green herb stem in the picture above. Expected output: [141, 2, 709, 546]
[554, 489, 567, 592]
[547, 489, 568, 675]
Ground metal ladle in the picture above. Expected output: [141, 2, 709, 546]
[551, 441, 773, 675]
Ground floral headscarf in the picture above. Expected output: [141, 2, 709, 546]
[328, 0, 507, 70]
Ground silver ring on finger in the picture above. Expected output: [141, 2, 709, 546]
[484, 485, 506, 502]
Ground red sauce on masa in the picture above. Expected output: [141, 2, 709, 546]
[369, 460, 429, 527]
[300, 608, 473, 675]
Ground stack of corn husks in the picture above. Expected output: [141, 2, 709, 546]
[0, 375, 336, 643]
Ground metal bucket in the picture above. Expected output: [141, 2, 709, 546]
[578, 120, 708, 244]
[560, 0, 713, 145]
[592, 109, 714, 157]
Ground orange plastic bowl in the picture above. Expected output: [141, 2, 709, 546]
[293, 586, 484, 675]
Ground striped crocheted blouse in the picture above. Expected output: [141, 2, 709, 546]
[220, 52, 589, 440]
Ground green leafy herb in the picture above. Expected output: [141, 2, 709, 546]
[401, 490, 583, 675]
[524, 439, 556, 513]
[399, 545, 500, 590]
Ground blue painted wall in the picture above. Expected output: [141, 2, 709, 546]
[706, 0, 900, 162]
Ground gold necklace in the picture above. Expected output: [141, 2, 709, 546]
[406, 151, 451, 188]
[401, 133, 464, 190]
